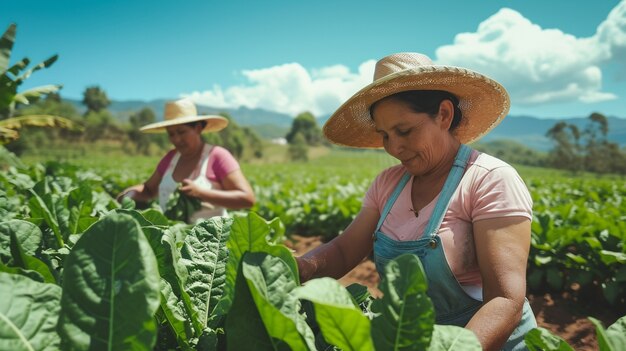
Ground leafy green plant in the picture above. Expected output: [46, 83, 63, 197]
[164, 188, 202, 223]
[1, 158, 625, 349]
[1, 205, 485, 350]
[525, 316, 626, 350]
[0, 23, 80, 144]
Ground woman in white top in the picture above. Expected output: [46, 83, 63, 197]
[117, 98, 255, 223]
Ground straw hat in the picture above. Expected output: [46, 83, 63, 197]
[140, 98, 229, 133]
[323, 52, 510, 148]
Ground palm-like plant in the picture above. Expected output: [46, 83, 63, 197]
[0, 23, 78, 144]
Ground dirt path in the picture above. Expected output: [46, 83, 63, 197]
[286, 235, 622, 351]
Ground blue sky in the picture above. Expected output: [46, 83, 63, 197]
[3, 0, 625, 119]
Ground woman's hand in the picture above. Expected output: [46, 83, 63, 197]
[179, 179, 206, 199]
[116, 186, 142, 202]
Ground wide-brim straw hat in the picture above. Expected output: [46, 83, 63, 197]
[323, 52, 510, 148]
[140, 98, 229, 133]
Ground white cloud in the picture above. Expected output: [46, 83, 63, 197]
[183, 2, 626, 115]
[435, 7, 620, 105]
[597, 0, 626, 73]
[182, 60, 375, 117]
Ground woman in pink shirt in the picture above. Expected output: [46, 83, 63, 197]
[117, 98, 255, 223]
[297, 53, 536, 351]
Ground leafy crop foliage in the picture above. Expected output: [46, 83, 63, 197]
[1, 153, 625, 349]
[164, 188, 202, 223]
[1, 197, 482, 349]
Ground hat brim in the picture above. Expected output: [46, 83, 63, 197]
[323, 65, 510, 148]
[140, 115, 229, 133]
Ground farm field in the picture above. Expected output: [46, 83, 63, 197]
[3, 145, 626, 350]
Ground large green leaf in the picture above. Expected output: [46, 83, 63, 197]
[0, 114, 77, 130]
[294, 277, 374, 351]
[225, 255, 280, 350]
[524, 327, 574, 351]
[429, 325, 482, 350]
[8, 231, 55, 283]
[0, 272, 61, 351]
[590, 316, 626, 351]
[159, 281, 193, 349]
[0, 262, 48, 283]
[15, 85, 62, 104]
[370, 253, 435, 351]
[15, 55, 58, 84]
[226, 252, 315, 350]
[0, 220, 42, 263]
[0, 23, 16, 73]
[181, 217, 232, 330]
[0, 220, 54, 283]
[606, 316, 626, 351]
[141, 226, 194, 346]
[27, 188, 63, 248]
[58, 213, 161, 351]
[67, 183, 95, 234]
[213, 212, 297, 318]
[140, 209, 170, 226]
[345, 283, 371, 305]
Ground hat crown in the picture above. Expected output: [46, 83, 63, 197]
[373, 53, 435, 81]
[164, 98, 198, 121]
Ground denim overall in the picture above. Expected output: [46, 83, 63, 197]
[373, 144, 536, 351]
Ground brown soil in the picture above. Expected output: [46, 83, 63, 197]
[285, 235, 623, 351]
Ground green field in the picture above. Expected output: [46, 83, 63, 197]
[2, 144, 625, 350]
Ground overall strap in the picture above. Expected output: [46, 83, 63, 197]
[164, 152, 181, 177]
[198, 144, 213, 179]
[375, 172, 411, 231]
[423, 144, 472, 237]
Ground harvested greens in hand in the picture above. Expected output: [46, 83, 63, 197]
[164, 188, 202, 222]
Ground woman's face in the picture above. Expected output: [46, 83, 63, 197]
[371, 97, 453, 176]
[166, 124, 202, 155]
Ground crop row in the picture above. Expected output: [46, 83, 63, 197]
[2, 159, 625, 310]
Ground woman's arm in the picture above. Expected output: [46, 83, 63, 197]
[117, 170, 162, 203]
[180, 169, 255, 209]
[297, 207, 379, 283]
[465, 216, 531, 351]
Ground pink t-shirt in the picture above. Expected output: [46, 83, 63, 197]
[156, 145, 240, 183]
[363, 150, 533, 287]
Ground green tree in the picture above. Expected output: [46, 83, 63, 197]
[472, 140, 547, 167]
[242, 126, 264, 158]
[82, 86, 110, 115]
[84, 110, 122, 142]
[547, 113, 626, 174]
[212, 113, 245, 158]
[10, 93, 83, 153]
[205, 112, 263, 160]
[0, 23, 76, 144]
[17, 93, 80, 121]
[286, 112, 323, 146]
[583, 113, 611, 173]
[128, 107, 156, 155]
[288, 132, 308, 161]
[546, 122, 582, 172]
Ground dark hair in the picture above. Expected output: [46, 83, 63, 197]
[184, 120, 208, 129]
[370, 90, 463, 131]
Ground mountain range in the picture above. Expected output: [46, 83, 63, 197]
[68, 99, 626, 151]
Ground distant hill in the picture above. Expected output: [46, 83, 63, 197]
[66, 99, 626, 149]
[67, 98, 292, 138]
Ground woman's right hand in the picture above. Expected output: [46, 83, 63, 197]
[116, 188, 139, 202]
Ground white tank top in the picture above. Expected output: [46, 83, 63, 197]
[158, 144, 227, 223]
